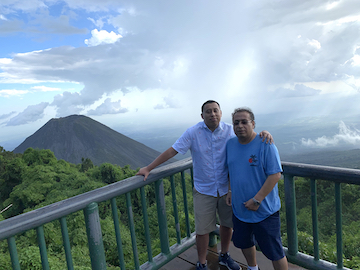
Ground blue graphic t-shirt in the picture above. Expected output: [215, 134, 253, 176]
[226, 135, 282, 223]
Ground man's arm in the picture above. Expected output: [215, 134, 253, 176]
[259, 130, 273, 144]
[136, 147, 178, 181]
[243, 172, 281, 211]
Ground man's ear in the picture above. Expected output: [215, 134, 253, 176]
[201, 113, 204, 119]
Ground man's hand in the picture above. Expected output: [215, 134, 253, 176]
[259, 130, 273, 144]
[136, 167, 151, 181]
[243, 198, 260, 211]
[226, 191, 232, 206]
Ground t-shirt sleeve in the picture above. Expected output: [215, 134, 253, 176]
[263, 143, 283, 175]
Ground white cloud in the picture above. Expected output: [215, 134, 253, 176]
[301, 121, 360, 147]
[87, 98, 128, 115]
[0, 89, 30, 97]
[84, 29, 122, 46]
[6, 102, 49, 126]
[31, 86, 61, 92]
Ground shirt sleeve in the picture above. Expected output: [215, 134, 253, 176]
[172, 128, 192, 155]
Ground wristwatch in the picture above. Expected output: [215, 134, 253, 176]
[252, 197, 261, 206]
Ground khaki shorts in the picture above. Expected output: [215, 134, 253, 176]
[193, 188, 233, 235]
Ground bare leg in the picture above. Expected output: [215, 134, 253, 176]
[196, 233, 209, 264]
[220, 225, 232, 253]
[241, 246, 257, 267]
[272, 257, 288, 270]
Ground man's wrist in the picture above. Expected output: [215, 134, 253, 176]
[252, 197, 261, 206]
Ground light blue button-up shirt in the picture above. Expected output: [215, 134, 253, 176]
[172, 121, 235, 197]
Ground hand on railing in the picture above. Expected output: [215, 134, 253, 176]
[136, 166, 151, 181]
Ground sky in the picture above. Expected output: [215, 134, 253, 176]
[1, 0, 360, 152]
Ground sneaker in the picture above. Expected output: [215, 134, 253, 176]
[196, 261, 208, 270]
[219, 252, 240, 270]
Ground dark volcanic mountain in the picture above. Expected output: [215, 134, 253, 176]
[13, 115, 167, 168]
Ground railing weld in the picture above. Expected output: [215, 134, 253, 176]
[126, 192, 140, 269]
[59, 217, 74, 270]
[7, 236, 20, 270]
[140, 186, 153, 262]
[84, 202, 107, 270]
[36, 225, 50, 270]
[310, 178, 319, 261]
[110, 197, 126, 270]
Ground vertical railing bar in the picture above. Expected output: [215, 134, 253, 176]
[110, 198, 126, 270]
[310, 179, 319, 261]
[181, 171, 191, 238]
[284, 174, 298, 256]
[190, 167, 194, 189]
[7, 236, 20, 270]
[170, 174, 182, 244]
[59, 217, 74, 270]
[126, 192, 140, 269]
[84, 202, 107, 270]
[155, 179, 171, 255]
[140, 186, 153, 262]
[335, 182, 343, 269]
[36, 225, 50, 270]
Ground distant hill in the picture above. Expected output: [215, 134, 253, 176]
[281, 148, 360, 169]
[13, 115, 171, 169]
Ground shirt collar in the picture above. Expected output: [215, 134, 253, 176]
[202, 121, 223, 132]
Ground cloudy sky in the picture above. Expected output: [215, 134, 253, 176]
[1, 0, 360, 151]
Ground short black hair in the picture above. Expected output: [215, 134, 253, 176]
[201, 100, 220, 112]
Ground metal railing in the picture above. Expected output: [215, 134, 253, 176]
[282, 161, 360, 270]
[0, 158, 195, 270]
[1, 159, 360, 269]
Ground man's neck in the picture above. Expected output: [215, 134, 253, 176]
[238, 131, 257, 145]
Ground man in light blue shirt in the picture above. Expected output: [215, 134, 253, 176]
[137, 100, 272, 270]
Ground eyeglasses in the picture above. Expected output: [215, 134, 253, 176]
[233, 119, 252, 125]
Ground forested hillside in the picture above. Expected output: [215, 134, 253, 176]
[0, 146, 194, 269]
[1, 146, 360, 269]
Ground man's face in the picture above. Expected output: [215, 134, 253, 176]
[201, 102, 222, 131]
[233, 111, 255, 140]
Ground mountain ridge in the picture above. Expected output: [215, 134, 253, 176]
[13, 115, 169, 169]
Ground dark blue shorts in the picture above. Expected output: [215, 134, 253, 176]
[232, 211, 285, 261]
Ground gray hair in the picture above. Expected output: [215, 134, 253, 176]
[232, 107, 255, 121]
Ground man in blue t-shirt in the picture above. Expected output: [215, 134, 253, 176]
[226, 107, 288, 270]
[137, 100, 273, 270]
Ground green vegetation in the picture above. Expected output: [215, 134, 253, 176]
[278, 177, 360, 269]
[2, 145, 360, 269]
[0, 146, 194, 269]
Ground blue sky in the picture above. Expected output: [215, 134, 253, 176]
[1, 0, 360, 151]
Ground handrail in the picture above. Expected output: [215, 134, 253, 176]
[0, 158, 192, 241]
[1, 159, 359, 269]
[282, 161, 355, 270]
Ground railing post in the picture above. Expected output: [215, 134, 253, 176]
[155, 179, 170, 255]
[36, 225, 50, 270]
[7, 237, 20, 270]
[335, 182, 343, 269]
[84, 202, 107, 270]
[110, 198, 126, 270]
[284, 174, 298, 256]
[60, 217, 74, 270]
[310, 179, 319, 261]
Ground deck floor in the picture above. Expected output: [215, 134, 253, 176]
[160, 242, 306, 270]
